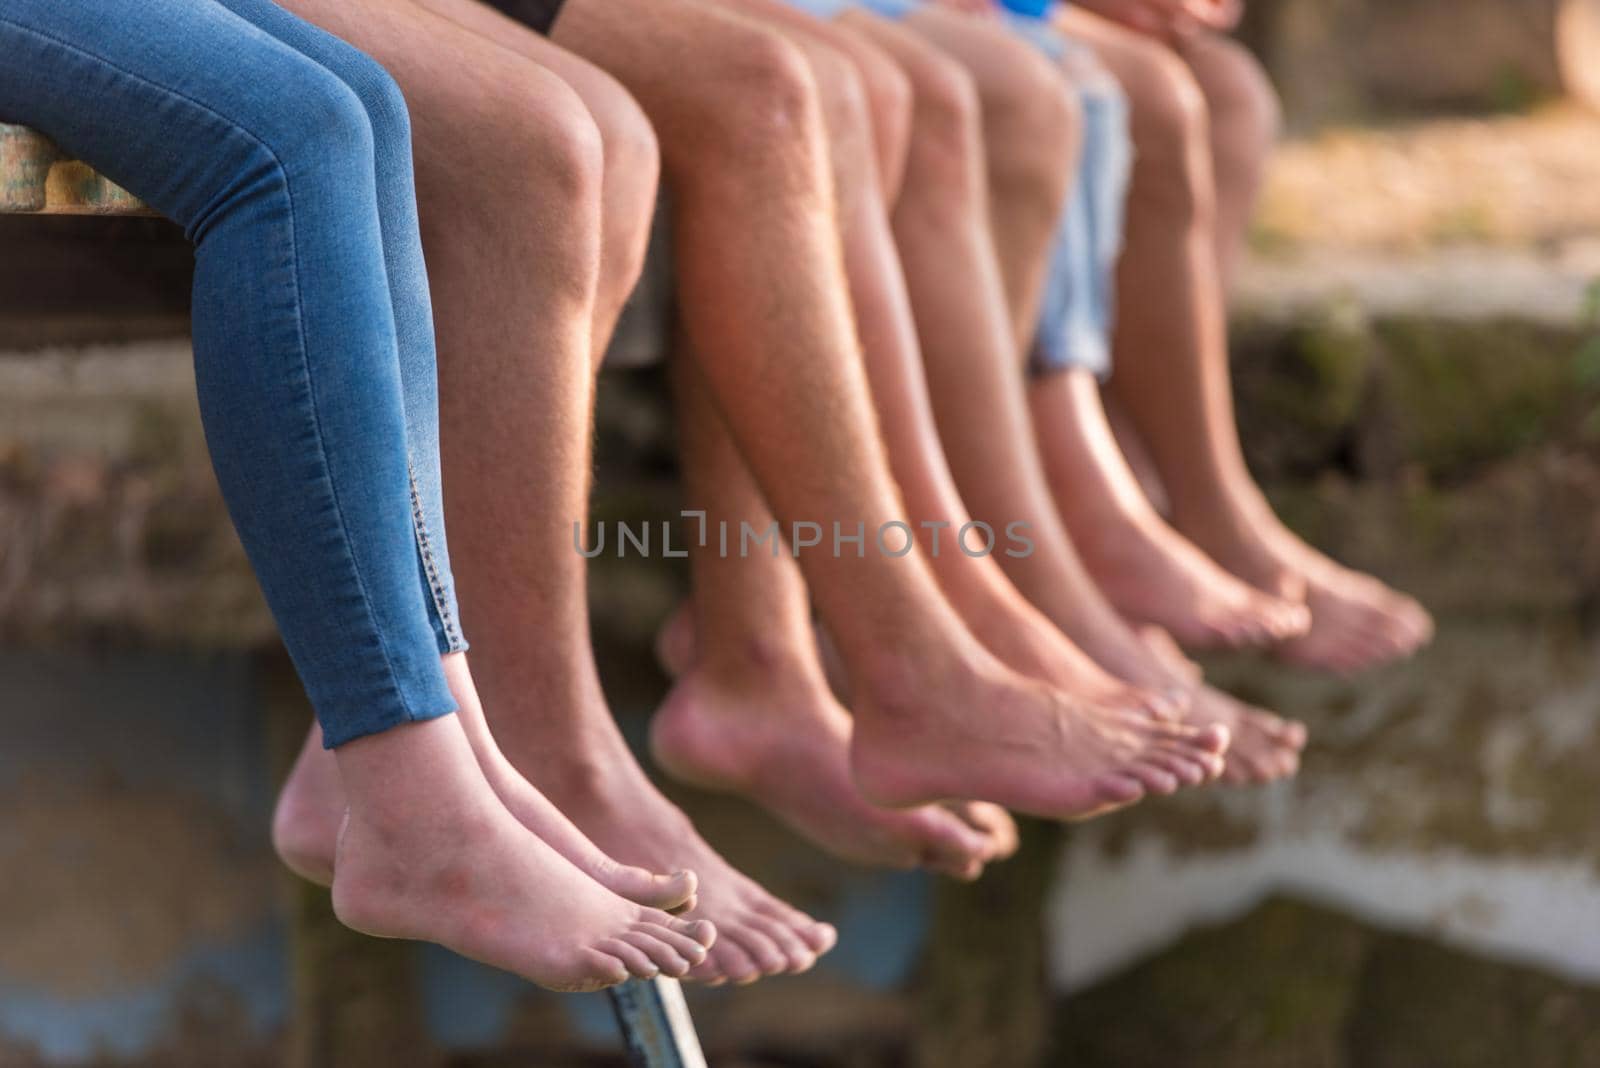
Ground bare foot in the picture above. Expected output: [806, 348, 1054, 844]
[651, 661, 997, 880]
[273, 657, 697, 914]
[504, 719, 840, 987]
[1180, 491, 1434, 673]
[1182, 688, 1306, 785]
[1276, 559, 1435, 675]
[654, 600, 697, 678]
[849, 646, 1230, 821]
[272, 725, 347, 886]
[1030, 373, 1308, 650]
[1115, 627, 1308, 787]
[946, 801, 1020, 860]
[961, 589, 1191, 725]
[1072, 507, 1311, 650]
[330, 717, 715, 992]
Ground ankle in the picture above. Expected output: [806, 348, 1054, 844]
[694, 632, 821, 693]
[333, 716, 490, 832]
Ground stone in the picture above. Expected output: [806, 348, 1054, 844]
[1055, 896, 1600, 1067]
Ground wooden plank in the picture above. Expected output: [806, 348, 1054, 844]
[0, 122, 151, 216]
[607, 978, 709, 1068]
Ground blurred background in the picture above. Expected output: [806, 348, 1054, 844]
[4, 0, 1600, 1064]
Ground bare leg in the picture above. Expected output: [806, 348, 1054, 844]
[1059, 8, 1433, 673]
[1031, 372, 1306, 781]
[332, 0, 837, 985]
[853, 11, 1158, 687]
[261, 0, 788, 979]
[407, 0, 659, 362]
[1173, 29, 1280, 289]
[728, 4, 1175, 716]
[853, 10, 1301, 780]
[654, 352, 1003, 878]
[1032, 368, 1308, 649]
[638, 2, 1013, 873]
[553, 0, 1228, 822]
[333, 702, 713, 990]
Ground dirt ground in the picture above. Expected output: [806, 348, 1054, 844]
[1253, 103, 1600, 255]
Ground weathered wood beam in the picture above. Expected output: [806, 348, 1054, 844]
[0, 122, 150, 216]
[607, 978, 709, 1068]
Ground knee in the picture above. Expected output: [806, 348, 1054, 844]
[682, 25, 826, 175]
[981, 44, 1082, 197]
[1196, 37, 1281, 164]
[1124, 41, 1209, 163]
[854, 45, 914, 176]
[905, 49, 983, 176]
[500, 71, 607, 224]
[594, 88, 661, 293]
[804, 45, 879, 186]
[601, 92, 661, 217]
[324, 46, 416, 161]
[467, 68, 605, 298]
[272, 64, 378, 183]
[1120, 44, 1213, 217]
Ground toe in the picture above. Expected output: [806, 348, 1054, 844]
[751, 900, 836, 957]
[698, 940, 762, 986]
[807, 921, 839, 956]
[727, 924, 790, 978]
[951, 801, 1021, 861]
[1146, 749, 1208, 787]
[1191, 722, 1231, 753]
[622, 930, 693, 978]
[596, 937, 660, 980]
[746, 914, 818, 974]
[1274, 717, 1309, 750]
[1268, 599, 1313, 639]
[578, 947, 632, 989]
[636, 908, 717, 951]
[1127, 761, 1180, 795]
[1158, 742, 1223, 783]
[598, 858, 698, 912]
[633, 920, 712, 966]
[914, 810, 991, 875]
[679, 917, 717, 949]
[1094, 772, 1145, 806]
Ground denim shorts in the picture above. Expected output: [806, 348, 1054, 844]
[1024, 29, 1130, 380]
[778, 0, 1129, 380]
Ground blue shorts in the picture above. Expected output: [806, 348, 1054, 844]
[1007, 18, 1130, 379]
[779, 0, 1127, 378]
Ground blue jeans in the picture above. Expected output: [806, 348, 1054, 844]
[0, 0, 465, 746]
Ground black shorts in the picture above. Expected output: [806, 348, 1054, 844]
[483, 0, 568, 35]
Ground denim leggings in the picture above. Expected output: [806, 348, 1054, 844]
[0, 0, 466, 746]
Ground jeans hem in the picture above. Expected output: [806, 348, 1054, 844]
[320, 701, 459, 750]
